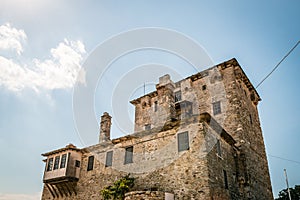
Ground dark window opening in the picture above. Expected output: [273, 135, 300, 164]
[174, 91, 182, 102]
[53, 156, 60, 170]
[46, 158, 53, 171]
[105, 151, 113, 167]
[213, 101, 221, 115]
[60, 154, 67, 168]
[154, 101, 158, 112]
[124, 146, 133, 164]
[178, 132, 189, 152]
[223, 169, 229, 189]
[87, 156, 94, 171]
[202, 85, 207, 90]
[216, 140, 222, 157]
[75, 160, 80, 168]
[145, 124, 151, 130]
[249, 114, 253, 124]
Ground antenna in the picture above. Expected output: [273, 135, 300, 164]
[284, 169, 292, 200]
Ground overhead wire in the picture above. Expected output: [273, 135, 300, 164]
[255, 41, 300, 165]
[268, 154, 300, 165]
[256, 40, 300, 89]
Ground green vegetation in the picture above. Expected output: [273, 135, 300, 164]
[276, 185, 300, 200]
[100, 174, 135, 200]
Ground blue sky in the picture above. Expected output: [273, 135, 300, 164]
[0, 1, 299, 199]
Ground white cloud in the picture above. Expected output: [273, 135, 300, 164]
[0, 23, 86, 92]
[0, 192, 41, 200]
[0, 23, 27, 55]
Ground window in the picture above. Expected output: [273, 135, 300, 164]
[216, 139, 222, 157]
[177, 132, 189, 152]
[180, 101, 193, 119]
[46, 158, 53, 171]
[213, 101, 221, 115]
[145, 124, 151, 130]
[174, 91, 182, 102]
[87, 156, 94, 171]
[105, 151, 113, 167]
[154, 101, 158, 112]
[202, 85, 207, 90]
[75, 160, 80, 168]
[53, 156, 60, 170]
[223, 169, 229, 189]
[124, 146, 133, 164]
[249, 114, 253, 124]
[60, 154, 67, 168]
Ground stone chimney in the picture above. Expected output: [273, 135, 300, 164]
[99, 112, 112, 143]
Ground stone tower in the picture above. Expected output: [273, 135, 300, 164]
[41, 58, 273, 200]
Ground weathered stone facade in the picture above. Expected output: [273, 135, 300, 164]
[41, 58, 273, 200]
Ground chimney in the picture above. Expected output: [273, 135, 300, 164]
[99, 112, 112, 143]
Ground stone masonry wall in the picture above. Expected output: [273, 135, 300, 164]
[124, 191, 165, 200]
[42, 116, 238, 200]
[41, 58, 273, 200]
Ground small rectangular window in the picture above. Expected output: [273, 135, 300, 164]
[216, 139, 222, 157]
[177, 132, 189, 152]
[105, 151, 113, 167]
[174, 91, 182, 102]
[223, 169, 228, 189]
[154, 101, 158, 112]
[87, 156, 94, 171]
[213, 101, 221, 115]
[46, 158, 53, 171]
[60, 154, 67, 168]
[202, 85, 207, 90]
[145, 124, 151, 130]
[124, 146, 133, 164]
[75, 160, 80, 168]
[53, 156, 60, 170]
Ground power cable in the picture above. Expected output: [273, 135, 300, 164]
[256, 40, 300, 89]
[268, 154, 300, 165]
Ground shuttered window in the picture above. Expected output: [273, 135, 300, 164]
[105, 151, 113, 167]
[124, 146, 133, 164]
[213, 101, 221, 115]
[177, 132, 189, 152]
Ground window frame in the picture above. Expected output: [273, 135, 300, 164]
[87, 155, 94, 171]
[60, 154, 67, 168]
[124, 146, 133, 164]
[105, 151, 113, 167]
[177, 131, 189, 152]
[46, 157, 53, 171]
[75, 160, 81, 168]
[53, 156, 60, 170]
[213, 101, 221, 115]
